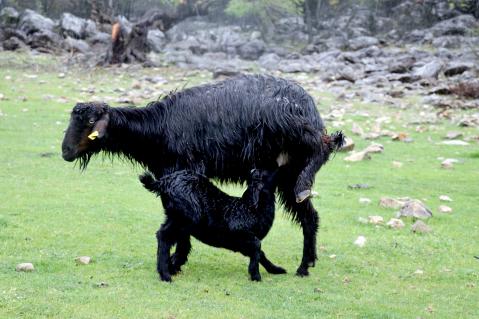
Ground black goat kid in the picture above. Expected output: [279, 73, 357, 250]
[140, 169, 286, 282]
[62, 75, 344, 276]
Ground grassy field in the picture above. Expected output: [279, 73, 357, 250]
[0, 51, 478, 318]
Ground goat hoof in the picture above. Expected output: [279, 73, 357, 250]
[295, 190, 312, 203]
[296, 268, 309, 277]
[250, 274, 262, 281]
[269, 266, 287, 274]
[159, 274, 172, 282]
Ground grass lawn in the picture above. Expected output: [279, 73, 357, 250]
[0, 51, 478, 318]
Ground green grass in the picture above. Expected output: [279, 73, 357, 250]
[0, 52, 478, 319]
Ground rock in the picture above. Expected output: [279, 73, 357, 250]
[88, 32, 110, 45]
[432, 36, 462, 49]
[430, 14, 479, 37]
[441, 158, 458, 169]
[16, 262, 34, 272]
[348, 184, 371, 190]
[438, 205, 452, 214]
[338, 136, 355, 152]
[354, 235, 366, 247]
[28, 30, 63, 51]
[64, 37, 90, 53]
[2, 36, 25, 51]
[444, 63, 471, 77]
[414, 269, 424, 275]
[238, 39, 265, 60]
[19, 9, 55, 34]
[392, 161, 403, 168]
[258, 53, 280, 70]
[344, 150, 370, 162]
[351, 123, 364, 136]
[387, 218, 405, 229]
[439, 195, 452, 202]
[398, 200, 433, 219]
[413, 60, 443, 79]
[368, 215, 384, 225]
[459, 114, 479, 127]
[411, 220, 431, 233]
[60, 13, 94, 39]
[364, 143, 384, 154]
[444, 131, 463, 140]
[147, 29, 166, 53]
[359, 197, 371, 204]
[440, 140, 469, 146]
[380, 197, 406, 209]
[76, 256, 91, 265]
[358, 217, 369, 224]
[349, 36, 379, 51]
[0, 7, 19, 27]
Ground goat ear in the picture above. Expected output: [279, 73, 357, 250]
[91, 113, 109, 139]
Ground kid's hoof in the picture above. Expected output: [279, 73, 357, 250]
[296, 268, 309, 277]
[295, 189, 312, 203]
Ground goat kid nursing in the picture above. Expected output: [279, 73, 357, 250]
[140, 168, 286, 282]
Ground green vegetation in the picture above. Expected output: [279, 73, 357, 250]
[0, 52, 478, 318]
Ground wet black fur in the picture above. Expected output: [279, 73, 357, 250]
[62, 74, 342, 276]
[140, 169, 286, 282]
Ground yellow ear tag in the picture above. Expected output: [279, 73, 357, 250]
[88, 130, 99, 140]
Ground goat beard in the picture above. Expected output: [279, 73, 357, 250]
[77, 152, 93, 170]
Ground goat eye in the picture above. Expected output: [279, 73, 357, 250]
[88, 119, 95, 124]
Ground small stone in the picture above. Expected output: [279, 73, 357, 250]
[398, 200, 433, 219]
[441, 158, 458, 169]
[387, 218, 405, 229]
[95, 282, 108, 288]
[76, 256, 91, 265]
[16, 263, 34, 272]
[357, 217, 369, 224]
[438, 205, 452, 214]
[351, 123, 364, 136]
[359, 197, 371, 204]
[131, 80, 142, 89]
[392, 132, 409, 141]
[364, 143, 384, 153]
[439, 195, 452, 202]
[339, 136, 355, 152]
[379, 197, 406, 209]
[314, 287, 324, 293]
[414, 269, 424, 275]
[354, 235, 366, 247]
[344, 150, 370, 162]
[0, 93, 5, 100]
[411, 220, 431, 233]
[348, 184, 371, 190]
[392, 161, 403, 168]
[445, 131, 463, 140]
[58, 73, 65, 78]
[440, 140, 469, 146]
[368, 215, 384, 225]
[329, 254, 337, 259]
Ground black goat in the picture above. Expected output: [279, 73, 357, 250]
[61, 74, 344, 276]
[140, 168, 286, 282]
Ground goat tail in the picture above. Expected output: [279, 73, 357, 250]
[139, 171, 161, 194]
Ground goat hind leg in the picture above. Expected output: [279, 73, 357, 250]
[259, 251, 286, 274]
[156, 221, 178, 282]
[169, 233, 191, 275]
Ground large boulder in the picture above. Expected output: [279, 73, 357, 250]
[19, 9, 55, 35]
[64, 37, 90, 53]
[0, 7, 19, 27]
[258, 53, 280, 70]
[413, 59, 444, 79]
[238, 39, 265, 60]
[430, 14, 479, 36]
[147, 29, 166, 52]
[60, 13, 97, 39]
[27, 29, 62, 51]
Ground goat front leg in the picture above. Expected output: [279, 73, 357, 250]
[156, 220, 178, 282]
[169, 233, 191, 275]
[236, 234, 262, 281]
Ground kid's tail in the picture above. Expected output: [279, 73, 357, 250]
[139, 171, 161, 194]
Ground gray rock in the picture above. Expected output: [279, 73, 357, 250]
[19, 9, 55, 35]
[430, 14, 479, 37]
[444, 63, 472, 77]
[16, 262, 34, 272]
[348, 36, 379, 51]
[398, 200, 433, 219]
[413, 60, 443, 79]
[258, 53, 280, 70]
[64, 37, 90, 53]
[60, 13, 87, 39]
[0, 7, 19, 27]
[88, 32, 110, 45]
[2, 36, 25, 51]
[28, 30, 62, 50]
[238, 39, 265, 60]
[432, 36, 462, 49]
[411, 220, 431, 233]
[147, 29, 166, 52]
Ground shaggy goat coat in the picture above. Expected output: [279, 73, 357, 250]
[62, 75, 342, 276]
[140, 169, 286, 281]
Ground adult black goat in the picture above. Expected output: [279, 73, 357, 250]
[61, 74, 344, 276]
[140, 168, 286, 282]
